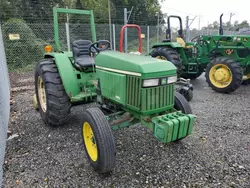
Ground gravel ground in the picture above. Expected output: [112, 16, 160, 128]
[3, 73, 250, 188]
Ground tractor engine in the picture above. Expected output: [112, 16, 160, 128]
[95, 51, 177, 114]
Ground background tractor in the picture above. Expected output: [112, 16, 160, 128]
[150, 14, 250, 93]
[34, 8, 196, 174]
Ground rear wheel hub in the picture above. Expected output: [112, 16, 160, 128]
[214, 68, 230, 82]
[209, 64, 232, 88]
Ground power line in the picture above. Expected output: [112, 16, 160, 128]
[161, 5, 197, 17]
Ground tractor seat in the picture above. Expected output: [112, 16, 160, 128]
[72, 40, 95, 69]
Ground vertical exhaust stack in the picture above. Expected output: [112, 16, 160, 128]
[219, 14, 224, 35]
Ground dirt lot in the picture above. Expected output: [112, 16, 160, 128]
[3, 72, 250, 188]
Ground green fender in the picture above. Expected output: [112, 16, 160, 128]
[44, 52, 79, 98]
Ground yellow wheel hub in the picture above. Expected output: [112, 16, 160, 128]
[37, 76, 47, 112]
[156, 56, 167, 60]
[209, 64, 232, 88]
[83, 122, 98, 162]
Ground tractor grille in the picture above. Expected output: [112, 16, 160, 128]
[126, 76, 141, 109]
[126, 76, 174, 114]
[141, 84, 174, 113]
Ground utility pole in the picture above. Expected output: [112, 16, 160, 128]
[156, 12, 159, 42]
[229, 12, 235, 25]
[123, 7, 133, 53]
[185, 16, 197, 42]
[108, 0, 112, 49]
[198, 14, 201, 30]
[186, 16, 189, 42]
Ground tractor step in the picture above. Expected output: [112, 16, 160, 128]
[152, 111, 195, 143]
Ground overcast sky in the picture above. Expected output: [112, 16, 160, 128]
[160, 0, 250, 29]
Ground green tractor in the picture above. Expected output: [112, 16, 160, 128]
[34, 8, 196, 174]
[150, 14, 250, 93]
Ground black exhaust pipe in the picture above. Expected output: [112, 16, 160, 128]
[219, 14, 223, 35]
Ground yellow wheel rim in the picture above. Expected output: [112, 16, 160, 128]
[156, 56, 167, 60]
[37, 76, 47, 112]
[83, 122, 98, 162]
[33, 94, 38, 110]
[209, 64, 233, 88]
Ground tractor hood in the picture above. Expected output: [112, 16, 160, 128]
[95, 51, 176, 78]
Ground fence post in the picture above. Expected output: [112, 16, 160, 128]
[112, 24, 116, 51]
[124, 8, 128, 53]
[65, 23, 70, 51]
[147, 25, 149, 54]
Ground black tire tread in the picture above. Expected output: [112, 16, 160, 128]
[151, 47, 182, 77]
[205, 57, 243, 93]
[35, 59, 71, 126]
[82, 107, 116, 173]
[174, 91, 192, 114]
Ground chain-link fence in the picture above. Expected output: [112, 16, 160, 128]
[1, 17, 246, 73]
[0, 22, 10, 187]
[1, 20, 165, 72]
[189, 28, 237, 39]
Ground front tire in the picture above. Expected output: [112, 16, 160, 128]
[81, 107, 116, 174]
[174, 92, 192, 114]
[205, 57, 243, 93]
[35, 59, 71, 126]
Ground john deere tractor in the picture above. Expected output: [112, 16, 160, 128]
[34, 8, 196, 174]
[150, 14, 250, 93]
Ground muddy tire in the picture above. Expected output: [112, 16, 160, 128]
[35, 59, 71, 126]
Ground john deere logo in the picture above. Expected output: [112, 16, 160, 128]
[225, 49, 234, 55]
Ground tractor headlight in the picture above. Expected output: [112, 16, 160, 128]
[167, 76, 177, 84]
[143, 79, 159, 87]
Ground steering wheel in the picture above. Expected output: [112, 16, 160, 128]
[89, 40, 111, 54]
[191, 35, 202, 43]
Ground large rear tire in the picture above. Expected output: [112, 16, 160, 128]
[150, 47, 182, 77]
[35, 59, 71, 126]
[205, 57, 243, 93]
[81, 107, 116, 174]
